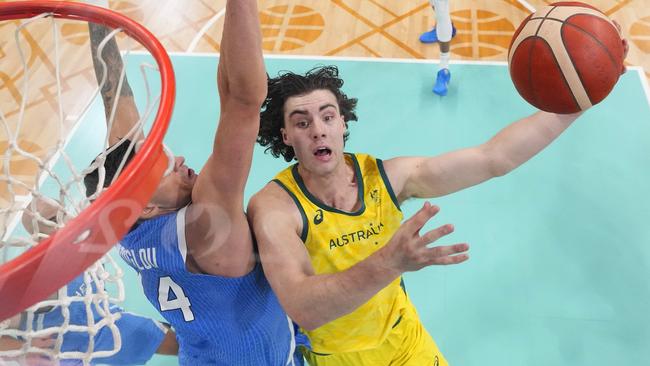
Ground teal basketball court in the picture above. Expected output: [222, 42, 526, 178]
[72, 54, 650, 365]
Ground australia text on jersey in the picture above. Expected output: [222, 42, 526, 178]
[328, 221, 385, 250]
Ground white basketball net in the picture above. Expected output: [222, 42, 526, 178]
[0, 11, 169, 365]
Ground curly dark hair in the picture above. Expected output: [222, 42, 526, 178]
[258, 66, 358, 162]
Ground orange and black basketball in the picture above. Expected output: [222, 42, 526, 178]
[508, 2, 625, 114]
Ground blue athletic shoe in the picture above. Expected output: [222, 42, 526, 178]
[419, 24, 457, 44]
[433, 68, 451, 96]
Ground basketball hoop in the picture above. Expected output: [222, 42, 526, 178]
[0, 1, 174, 323]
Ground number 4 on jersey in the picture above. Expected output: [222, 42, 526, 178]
[158, 276, 195, 321]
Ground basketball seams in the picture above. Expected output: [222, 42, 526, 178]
[561, 18, 621, 105]
[529, 4, 611, 23]
[525, 36, 538, 107]
[535, 16, 621, 106]
[533, 36, 581, 111]
[527, 15, 620, 71]
[508, 18, 541, 63]
[540, 37, 580, 109]
[525, 5, 551, 103]
[509, 34, 581, 112]
[536, 13, 616, 110]
[556, 23, 590, 106]
[561, 16, 621, 73]
[508, 3, 621, 113]
[535, 11, 592, 110]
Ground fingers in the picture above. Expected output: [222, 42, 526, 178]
[418, 223, 454, 246]
[424, 243, 470, 265]
[402, 202, 440, 236]
[396, 202, 469, 269]
[31, 336, 55, 348]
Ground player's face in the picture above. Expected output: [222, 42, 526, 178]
[281, 89, 346, 175]
[151, 155, 197, 211]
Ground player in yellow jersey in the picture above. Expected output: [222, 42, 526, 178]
[247, 56, 627, 364]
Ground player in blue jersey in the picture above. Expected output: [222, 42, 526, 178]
[83, 1, 306, 365]
[0, 196, 178, 366]
[0, 17, 180, 366]
[11, 276, 176, 366]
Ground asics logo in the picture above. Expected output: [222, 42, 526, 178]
[313, 209, 324, 225]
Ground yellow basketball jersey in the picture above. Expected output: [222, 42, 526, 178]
[273, 153, 413, 354]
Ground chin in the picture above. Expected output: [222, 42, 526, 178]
[174, 194, 192, 209]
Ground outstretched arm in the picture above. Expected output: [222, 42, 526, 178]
[387, 111, 581, 201]
[388, 29, 627, 202]
[88, 23, 142, 145]
[248, 186, 468, 330]
[184, 0, 266, 276]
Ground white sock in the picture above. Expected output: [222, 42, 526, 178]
[439, 52, 450, 70]
[433, 0, 452, 42]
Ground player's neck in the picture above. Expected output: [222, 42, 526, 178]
[298, 158, 359, 211]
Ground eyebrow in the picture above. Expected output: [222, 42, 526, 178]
[288, 103, 338, 119]
[288, 109, 308, 119]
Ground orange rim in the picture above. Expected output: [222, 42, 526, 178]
[0, 1, 174, 321]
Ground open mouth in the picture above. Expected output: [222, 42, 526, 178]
[179, 164, 195, 179]
[314, 147, 332, 157]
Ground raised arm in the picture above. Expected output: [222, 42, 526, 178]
[183, 0, 265, 276]
[88, 23, 142, 145]
[386, 111, 581, 201]
[191, 0, 266, 207]
[248, 185, 468, 330]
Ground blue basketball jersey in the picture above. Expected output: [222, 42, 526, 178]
[118, 206, 303, 366]
[24, 275, 166, 365]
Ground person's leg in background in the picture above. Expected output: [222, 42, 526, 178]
[420, 0, 455, 96]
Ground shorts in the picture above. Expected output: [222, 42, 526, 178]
[304, 306, 447, 366]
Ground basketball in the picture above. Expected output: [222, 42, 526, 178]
[508, 2, 625, 114]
